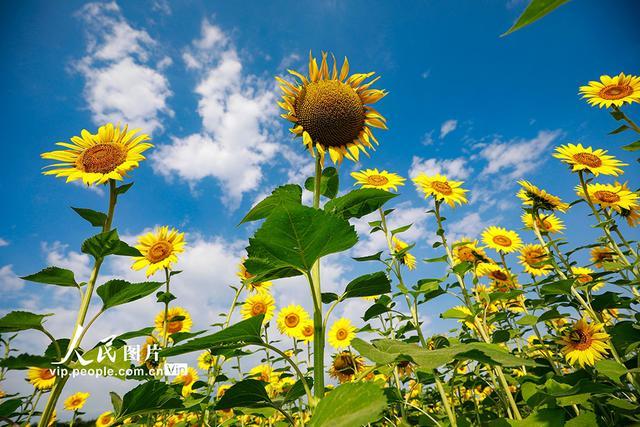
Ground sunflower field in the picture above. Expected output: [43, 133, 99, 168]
[2, 5, 640, 427]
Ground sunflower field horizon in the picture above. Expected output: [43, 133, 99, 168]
[1, 1, 639, 426]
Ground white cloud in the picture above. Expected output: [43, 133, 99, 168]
[409, 156, 471, 180]
[74, 1, 172, 134]
[421, 130, 434, 146]
[152, 20, 280, 209]
[0, 238, 9, 247]
[42, 242, 93, 282]
[0, 265, 23, 291]
[440, 119, 458, 138]
[479, 130, 562, 179]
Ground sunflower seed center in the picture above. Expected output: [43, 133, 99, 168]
[572, 152, 602, 168]
[492, 235, 512, 247]
[336, 328, 348, 340]
[457, 246, 476, 262]
[593, 190, 620, 203]
[431, 181, 453, 195]
[599, 84, 633, 100]
[147, 240, 173, 263]
[569, 329, 592, 350]
[367, 175, 389, 186]
[251, 302, 267, 316]
[285, 313, 300, 328]
[79, 143, 126, 174]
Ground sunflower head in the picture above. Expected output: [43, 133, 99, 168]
[41, 123, 152, 186]
[27, 366, 56, 390]
[299, 320, 315, 342]
[451, 238, 490, 265]
[590, 246, 616, 269]
[571, 267, 604, 291]
[413, 173, 468, 207]
[559, 318, 610, 367]
[96, 411, 116, 427]
[476, 263, 514, 288]
[276, 304, 310, 337]
[521, 212, 564, 234]
[329, 351, 365, 383]
[392, 237, 417, 270]
[277, 52, 387, 164]
[63, 392, 90, 411]
[155, 307, 193, 336]
[517, 180, 569, 212]
[554, 143, 627, 176]
[351, 169, 405, 192]
[579, 73, 640, 108]
[328, 317, 357, 349]
[518, 244, 552, 277]
[241, 292, 276, 323]
[197, 351, 218, 371]
[132, 226, 186, 277]
[482, 226, 523, 254]
[576, 182, 639, 212]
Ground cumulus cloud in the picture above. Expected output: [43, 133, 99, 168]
[440, 119, 458, 138]
[74, 1, 172, 134]
[0, 238, 9, 247]
[0, 265, 23, 291]
[152, 19, 280, 209]
[409, 156, 471, 180]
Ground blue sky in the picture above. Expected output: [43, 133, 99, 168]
[1, 0, 639, 417]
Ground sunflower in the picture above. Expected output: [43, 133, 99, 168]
[518, 244, 552, 276]
[249, 364, 277, 384]
[571, 267, 604, 291]
[601, 308, 619, 325]
[451, 238, 490, 265]
[476, 263, 514, 289]
[41, 123, 152, 186]
[517, 180, 569, 212]
[173, 366, 199, 396]
[392, 237, 416, 270]
[139, 335, 159, 368]
[237, 259, 273, 293]
[576, 182, 639, 212]
[299, 320, 314, 342]
[614, 181, 640, 227]
[590, 247, 616, 268]
[329, 351, 365, 383]
[452, 305, 492, 334]
[521, 212, 564, 234]
[554, 143, 627, 176]
[96, 411, 116, 427]
[413, 173, 468, 207]
[482, 226, 523, 254]
[132, 226, 186, 277]
[154, 307, 193, 336]
[328, 318, 357, 349]
[559, 318, 610, 367]
[579, 72, 640, 108]
[351, 169, 405, 191]
[197, 351, 218, 371]
[276, 305, 310, 337]
[64, 392, 90, 411]
[241, 292, 275, 322]
[277, 52, 387, 164]
[27, 367, 56, 390]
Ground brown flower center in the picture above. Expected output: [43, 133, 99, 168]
[593, 190, 620, 204]
[302, 325, 314, 337]
[492, 235, 512, 247]
[295, 80, 365, 148]
[491, 270, 509, 282]
[78, 143, 126, 174]
[456, 246, 476, 263]
[431, 181, 452, 195]
[101, 415, 114, 425]
[569, 329, 593, 350]
[251, 302, 267, 316]
[366, 175, 389, 186]
[572, 152, 602, 168]
[167, 318, 184, 334]
[599, 84, 633, 100]
[147, 241, 173, 263]
[332, 353, 357, 375]
[40, 369, 55, 380]
[576, 274, 593, 284]
[524, 249, 546, 266]
[336, 328, 348, 340]
[285, 313, 300, 328]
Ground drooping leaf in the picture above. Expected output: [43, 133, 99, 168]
[502, 0, 570, 36]
[363, 303, 390, 321]
[214, 379, 273, 410]
[20, 266, 78, 287]
[159, 315, 264, 357]
[309, 382, 386, 427]
[240, 184, 302, 224]
[96, 280, 164, 309]
[245, 204, 357, 281]
[81, 229, 141, 259]
[342, 272, 391, 299]
[0, 311, 51, 333]
[117, 381, 183, 420]
[621, 139, 640, 151]
[72, 207, 107, 227]
[324, 188, 397, 220]
[305, 167, 339, 199]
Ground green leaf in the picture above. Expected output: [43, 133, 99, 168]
[609, 124, 630, 135]
[0, 398, 23, 418]
[342, 272, 391, 299]
[240, 184, 302, 224]
[309, 382, 386, 427]
[72, 207, 107, 227]
[81, 229, 141, 259]
[352, 252, 383, 262]
[115, 327, 155, 341]
[507, 408, 565, 426]
[96, 280, 164, 310]
[305, 167, 339, 199]
[324, 188, 397, 220]
[441, 307, 471, 319]
[540, 279, 573, 295]
[245, 204, 357, 281]
[0, 353, 53, 369]
[516, 315, 539, 326]
[282, 377, 313, 403]
[321, 293, 339, 304]
[363, 303, 390, 321]
[610, 321, 640, 355]
[351, 338, 398, 365]
[215, 379, 273, 410]
[20, 266, 78, 287]
[0, 311, 51, 333]
[110, 392, 123, 415]
[116, 182, 134, 194]
[595, 359, 627, 384]
[565, 411, 597, 427]
[159, 315, 264, 357]
[117, 381, 183, 420]
[621, 139, 640, 151]
[502, 0, 570, 36]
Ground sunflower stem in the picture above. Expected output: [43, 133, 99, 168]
[613, 106, 640, 134]
[311, 154, 325, 403]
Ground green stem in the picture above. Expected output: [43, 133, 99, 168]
[260, 342, 313, 407]
[613, 106, 640, 133]
[310, 155, 324, 402]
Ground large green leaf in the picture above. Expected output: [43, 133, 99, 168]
[309, 382, 386, 427]
[214, 379, 273, 410]
[304, 167, 339, 199]
[502, 0, 570, 36]
[159, 315, 264, 357]
[245, 204, 357, 280]
[506, 408, 565, 426]
[595, 359, 627, 385]
[117, 381, 183, 420]
[342, 272, 391, 299]
[96, 280, 164, 310]
[81, 229, 141, 259]
[240, 184, 302, 224]
[0, 353, 54, 369]
[72, 207, 107, 227]
[0, 311, 51, 333]
[324, 188, 397, 220]
[20, 266, 78, 287]
[0, 398, 22, 418]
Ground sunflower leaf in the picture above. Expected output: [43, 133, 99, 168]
[81, 229, 141, 259]
[214, 379, 273, 410]
[240, 184, 302, 224]
[309, 382, 387, 427]
[342, 272, 391, 299]
[502, 0, 570, 36]
[72, 207, 107, 227]
[0, 311, 52, 333]
[304, 167, 339, 199]
[324, 189, 397, 220]
[117, 381, 183, 420]
[20, 266, 78, 287]
[97, 279, 164, 310]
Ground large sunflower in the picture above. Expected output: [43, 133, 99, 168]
[276, 304, 310, 338]
[579, 72, 640, 108]
[154, 307, 193, 336]
[41, 123, 152, 186]
[482, 226, 523, 254]
[517, 180, 569, 212]
[132, 226, 186, 277]
[63, 392, 90, 411]
[328, 317, 357, 349]
[554, 143, 627, 176]
[277, 52, 387, 164]
[576, 182, 639, 212]
[392, 237, 417, 270]
[351, 168, 405, 191]
[241, 292, 275, 322]
[521, 212, 565, 234]
[329, 351, 365, 384]
[559, 318, 610, 367]
[237, 259, 272, 293]
[518, 244, 552, 276]
[413, 173, 468, 207]
[27, 367, 56, 390]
